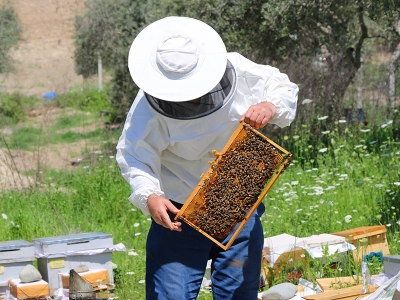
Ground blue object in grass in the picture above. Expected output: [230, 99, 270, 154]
[363, 251, 383, 263]
[43, 91, 57, 100]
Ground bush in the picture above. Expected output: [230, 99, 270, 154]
[55, 86, 112, 113]
[73, 0, 146, 122]
[0, 93, 39, 126]
[0, 5, 22, 73]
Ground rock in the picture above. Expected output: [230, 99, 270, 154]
[74, 265, 89, 273]
[19, 264, 42, 283]
[1, 126, 13, 135]
[262, 282, 297, 300]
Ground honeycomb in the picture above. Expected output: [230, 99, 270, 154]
[175, 123, 292, 250]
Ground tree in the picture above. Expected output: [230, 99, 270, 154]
[74, 0, 147, 122]
[75, 0, 399, 124]
[386, 19, 400, 117]
[0, 4, 22, 73]
[147, 0, 399, 127]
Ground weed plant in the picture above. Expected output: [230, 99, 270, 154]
[0, 95, 399, 299]
[54, 85, 112, 114]
[3, 109, 120, 151]
[0, 93, 39, 126]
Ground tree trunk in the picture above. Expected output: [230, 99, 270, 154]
[389, 42, 400, 117]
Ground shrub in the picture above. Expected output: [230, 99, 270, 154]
[0, 5, 22, 73]
[54, 86, 112, 113]
[0, 93, 39, 126]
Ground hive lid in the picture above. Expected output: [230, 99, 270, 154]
[33, 232, 112, 245]
[333, 225, 387, 241]
[0, 240, 33, 251]
[384, 255, 400, 263]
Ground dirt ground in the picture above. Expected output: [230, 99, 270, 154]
[0, 139, 94, 190]
[0, 107, 110, 191]
[0, 0, 85, 97]
[0, 0, 108, 191]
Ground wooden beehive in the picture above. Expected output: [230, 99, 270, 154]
[174, 122, 293, 250]
[333, 225, 390, 262]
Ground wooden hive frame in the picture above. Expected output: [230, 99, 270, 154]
[174, 122, 293, 250]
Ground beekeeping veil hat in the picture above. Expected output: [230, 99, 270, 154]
[128, 16, 228, 103]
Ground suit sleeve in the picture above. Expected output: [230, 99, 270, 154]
[116, 90, 169, 215]
[228, 52, 299, 127]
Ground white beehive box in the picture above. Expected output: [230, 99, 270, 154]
[0, 240, 35, 299]
[33, 232, 114, 293]
[384, 255, 400, 276]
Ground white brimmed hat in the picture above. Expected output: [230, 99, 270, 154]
[128, 16, 227, 102]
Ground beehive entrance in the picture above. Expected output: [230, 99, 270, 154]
[175, 123, 293, 250]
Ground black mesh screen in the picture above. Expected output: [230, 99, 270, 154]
[145, 59, 236, 120]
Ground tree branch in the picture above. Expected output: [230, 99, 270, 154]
[365, 35, 390, 41]
[355, 1, 368, 69]
[388, 41, 400, 115]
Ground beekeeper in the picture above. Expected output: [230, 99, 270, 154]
[116, 16, 298, 300]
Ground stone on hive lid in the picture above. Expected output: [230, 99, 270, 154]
[262, 282, 297, 300]
[74, 265, 89, 273]
[19, 264, 42, 283]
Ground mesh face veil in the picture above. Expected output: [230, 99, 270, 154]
[145, 60, 236, 120]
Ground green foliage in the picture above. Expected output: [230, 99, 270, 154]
[1, 104, 399, 298]
[263, 117, 400, 236]
[265, 81, 400, 166]
[55, 86, 112, 113]
[0, 4, 22, 73]
[367, 0, 399, 28]
[73, 0, 400, 124]
[148, 0, 400, 126]
[0, 93, 39, 125]
[0, 158, 149, 298]
[197, 0, 372, 121]
[6, 123, 112, 151]
[107, 63, 139, 123]
[74, 0, 146, 121]
[2, 105, 120, 151]
[74, 0, 145, 78]
[0, 84, 115, 129]
[7, 127, 43, 150]
[375, 147, 400, 230]
[57, 128, 108, 143]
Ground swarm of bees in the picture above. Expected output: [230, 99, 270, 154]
[183, 123, 285, 239]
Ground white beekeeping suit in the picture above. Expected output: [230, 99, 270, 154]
[116, 51, 298, 215]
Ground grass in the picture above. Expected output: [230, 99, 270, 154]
[54, 85, 113, 114]
[3, 108, 120, 151]
[5, 125, 116, 151]
[0, 159, 149, 299]
[53, 113, 97, 130]
[0, 95, 399, 299]
[1, 147, 397, 299]
[0, 92, 39, 126]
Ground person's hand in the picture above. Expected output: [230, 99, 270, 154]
[240, 102, 276, 129]
[147, 194, 182, 231]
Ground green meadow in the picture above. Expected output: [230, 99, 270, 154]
[0, 88, 399, 299]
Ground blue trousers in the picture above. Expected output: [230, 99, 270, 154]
[146, 203, 265, 300]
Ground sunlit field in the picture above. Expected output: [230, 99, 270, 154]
[1, 101, 399, 299]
